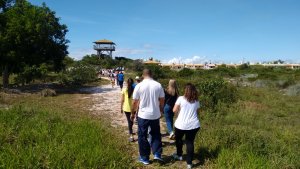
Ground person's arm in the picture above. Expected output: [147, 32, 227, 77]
[173, 96, 181, 114]
[159, 97, 165, 116]
[173, 104, 180, 114]
[120, 93, 124, 113]
[131, 99, 139, 121]
[131, 86, 140, 121]
[159, 86, 165, 116]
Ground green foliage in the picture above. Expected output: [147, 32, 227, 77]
[14, 64, 49, 85]
[67, 63, 98, 85]
[178, 68, 194, 77]
[63, 56, 76, 68]
[0, 0, 69, 86]
[238, 63, 250, 70]
[197, 79, 238, 111]
[144, 64, 166, 80]
[57, 71, 71, 85]
[213, 67, 239, 77]
[0, 105, 133, 168]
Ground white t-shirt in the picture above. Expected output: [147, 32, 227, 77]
[174, 96, 200, 130]
[132, 78, 165, 120]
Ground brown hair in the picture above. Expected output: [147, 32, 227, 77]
[127, 78, 134, 98]
[184, 83, 198, 103]
[167, 79, 179, 96]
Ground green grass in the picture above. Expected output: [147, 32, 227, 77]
[1, 66, 300, 169]
[195, 87, 300, 169]
[0, 105, 133, 168]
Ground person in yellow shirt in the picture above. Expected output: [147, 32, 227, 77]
[121, 78, 134, 142]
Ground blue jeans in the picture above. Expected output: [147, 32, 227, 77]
[138, 117, 162, 159]
[164, 104, 174, 134]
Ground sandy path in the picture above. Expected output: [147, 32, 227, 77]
[88, 82, 137, 130]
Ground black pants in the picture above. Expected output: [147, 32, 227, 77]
[119, 81, 124, 89]
[175, 127, 200, 165]
[124, 112, 133, 134]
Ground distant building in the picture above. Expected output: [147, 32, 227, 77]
[143, 58, 161, 65]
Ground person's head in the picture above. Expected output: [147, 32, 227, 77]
[127, 78, 134, 98]
[135, 76, 141, 83]
[142, 69, 152, 78]
[167, 79, 179, 96]
[184, 83, 198, 103]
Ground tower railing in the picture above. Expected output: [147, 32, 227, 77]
[93, 45, 115, 51]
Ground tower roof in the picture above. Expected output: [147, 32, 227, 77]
[93, 39, 115, 44]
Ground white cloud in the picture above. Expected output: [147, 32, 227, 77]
[163, 55, 208, 64]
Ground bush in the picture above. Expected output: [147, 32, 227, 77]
[68, 64, 98, 85]
[14, 64, 49, 85]
[144, 65, 166, 80]
[197, 79, 238, 111]
[178, 68, 194, 77]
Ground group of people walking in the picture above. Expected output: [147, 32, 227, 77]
[109, 71, 124, 89]
[120, 69, 201, 169]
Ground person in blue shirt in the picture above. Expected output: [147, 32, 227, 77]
[117, 72, 124, 89]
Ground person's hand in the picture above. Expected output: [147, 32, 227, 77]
[130, 113, 135, 122]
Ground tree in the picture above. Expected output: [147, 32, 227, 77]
[0, 0, 69, 87]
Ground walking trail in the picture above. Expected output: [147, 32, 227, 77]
[86, 78, 202, 168]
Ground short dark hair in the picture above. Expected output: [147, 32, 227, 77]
[184, 83, 198, 103]
[143, 69, 152, 77]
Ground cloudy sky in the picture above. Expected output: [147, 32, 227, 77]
[30, 0, 300, 63]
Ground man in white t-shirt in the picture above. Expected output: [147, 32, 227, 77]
[132, 69, 165, 165]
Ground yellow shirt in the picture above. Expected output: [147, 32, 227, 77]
[121, 88, 132, 112]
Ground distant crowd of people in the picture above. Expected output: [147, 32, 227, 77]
[120, 69, 201, 169]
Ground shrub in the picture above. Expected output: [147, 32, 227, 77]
[178, 68, 194, 77]
[144, 64, 166, 80]
[14, 64, 49, 85]
[197, 79, 238, 111]
[68, 64, 98, 85]
[57, 71, 71, 85]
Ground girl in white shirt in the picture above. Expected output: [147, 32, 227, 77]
[172, 83, 200, 169]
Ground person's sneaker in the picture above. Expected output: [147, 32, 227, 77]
[153, 154, 164, 162]
[187, 164, 193, 169]
[129, 136, 134, 142]
[169, 132, 175, 140]
[138, 157, 150, 165]
[172, 153, 183, 161]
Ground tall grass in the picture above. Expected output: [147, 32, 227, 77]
[195, 87, 300, 169]
[0, 105, 133, 168]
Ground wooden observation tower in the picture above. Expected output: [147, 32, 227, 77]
[93, 39, 116, 58]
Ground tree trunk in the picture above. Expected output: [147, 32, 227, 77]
[2, 65, 9, 88]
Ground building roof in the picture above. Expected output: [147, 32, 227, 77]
[144, 60, 161, 64]
[93, 39, 115, 44]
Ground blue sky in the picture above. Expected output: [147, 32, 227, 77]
[29, 0, 300, 63]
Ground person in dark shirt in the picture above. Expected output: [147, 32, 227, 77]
[164, 79, 179, 139]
